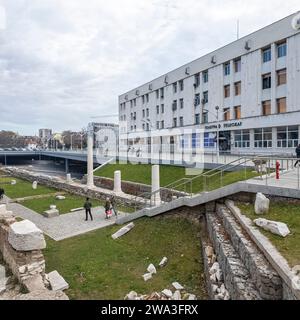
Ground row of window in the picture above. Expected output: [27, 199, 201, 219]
[262, 69, 287, 89]
[234, 126, 298, 149]
[262, 41, 287, 63]
[120, 41, 288, 111]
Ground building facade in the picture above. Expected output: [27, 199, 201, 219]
[118, 12, 300, 158]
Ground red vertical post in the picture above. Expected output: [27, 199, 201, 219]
[276, 161, 280, 180]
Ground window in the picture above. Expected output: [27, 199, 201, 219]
[161, 104, 164, 114]
[161, 121, 164, 129]
[262, 100, 271, 116]
[234, 130, 250, 148]
[160, 88, 164, 99]
[277, 97, 286, 113]
[202, 112, 208, 124]
[194, 73, 200, 87]
[204, 132, 215, 148]
[262, 73, 271, 90]
[234, 82, 241, 96]
[223, 108, 230, 121]
[277, 69, 287, 86]
[130, 126, 133, 131]
[130, 100, 133, 108]
[142, 109, 145, 118]
[156, 121, 160, 130]
[224, 62, 230, 76]
[142, 95, 145, 104]
[172, 100, 177, 111]
[254, 128, 272, 148]
[146, 123, 150, 131]
[234, 58, 241, 73]
[234, 106, 241, 119]
[224, 85, 230, 98]
[156, 90, 159, 99]
[142, 123, 145, 130]
[134, 99, 136, 106]
[194, 94, 200, 107]
[179, 80, 184, 91]
[133, 112, 136, 120]
[195, 114, 200, 125]
[146, 108, 149, 117]
[262, 47, 271, 63]
[134, 125, 136, 131]
[179, 116, 184, 127]
[156, 105, 159, 114]
[277, 42, 287, 58]
[203, 91, 208, 104]
[277, 126, 298, 148]
[146, 94, 149, 103]
[173, 118, 177, 127]
[180, 98, 184, 109]
[173, 82, 177, 93]
[203, 70, 208, 83]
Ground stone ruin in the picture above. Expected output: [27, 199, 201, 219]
[0, 204, 69, 300]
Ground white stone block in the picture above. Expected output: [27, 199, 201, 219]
[172, 290, 181, 300]
[55, 195, 66, 200]
[254, 193, 270, 215]
[11, 180, 16, 185]
[50, 205, 57, 210]
[112, 223, 135, 240]
[32, 181, 38, 190]
[43, 209, 59, 218]
[147, 264, 157, 275]
[8, 220, 46, 251]
[159, 257, 168, 267]
[142, 273, 152, 281]
[254, 218, 290, 237]
[48, 270, 69, 291]
[125, 291, 138, 300]
[161, 289, 173, 298]
[172, 282, 184, 290]
[0, 204, 7, 215]
[188, 294, 196, 300]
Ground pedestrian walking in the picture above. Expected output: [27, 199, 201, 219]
[83, 197, 93, 221]
[294, 144, 300, 167]
[105, 197, 112, 219]
[111, 196, 118, 217]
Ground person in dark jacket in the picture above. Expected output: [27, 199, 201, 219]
[0, 188, 4, 200]
[83, 197, 93, 221]
[295, 144, 300, 167]
[104, 198, 111, 219]
[110, 196, 118, 217]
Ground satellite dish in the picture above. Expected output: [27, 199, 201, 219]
[292, 13, 300, 30]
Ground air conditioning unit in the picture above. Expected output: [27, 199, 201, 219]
[292, 13, 300, 30]
[164, 75, 169, 84]
[185, 67, 190, 75]
[245, 40, 252, 51]
[211, 55, 217, 64]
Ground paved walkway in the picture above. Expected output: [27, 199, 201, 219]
[3, 197, 126, 241]
[247, 168, 300, 189]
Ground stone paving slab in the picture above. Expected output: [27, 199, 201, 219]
[5, 200, 125, 241]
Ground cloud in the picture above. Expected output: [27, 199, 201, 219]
[0, 0, 299, 134]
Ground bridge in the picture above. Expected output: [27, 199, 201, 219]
[0, 150, 111, 172]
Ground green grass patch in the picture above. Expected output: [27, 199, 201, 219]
[20, 194, 135, 215]
[44, 216, 207, 300]
[95, 163, 258, 193]
[0, 176, 57, 199]
[237, 201, 300, 267]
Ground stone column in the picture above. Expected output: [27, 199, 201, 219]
[87, 126, 94, 188]
[151, 165, 161, 206]
[113, 170, 122, 194]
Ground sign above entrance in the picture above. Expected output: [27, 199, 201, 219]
[205, 121, 242, 131]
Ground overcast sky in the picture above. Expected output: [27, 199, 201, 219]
[0, 0, 299, 135]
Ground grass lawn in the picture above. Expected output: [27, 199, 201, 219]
[95, 163, 258, 193]
[237, 201, 300, 267]
[0, 176, 57, 199]
[20, 194, 135, 214]
[44, 216, 207, 300]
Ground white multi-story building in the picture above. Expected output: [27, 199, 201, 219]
[118, 12, 300, 159]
